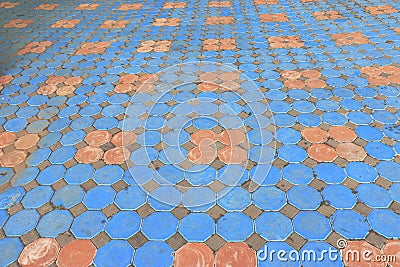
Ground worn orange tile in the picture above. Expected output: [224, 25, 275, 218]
[219, 130, 246, 145]
[174, 243, 214, 267]
[57, 239, 96, 267]
[342, 241, 385, 267]
[75, 146, 104, 163]
[0, 132, 17, 147]
[307, 144, 337, 162]
[284, 79, 305, 89]
[190, 130, 217, 145]
[208, 1, 231, 7]
[1, 150, 26, 167]
[199, 72, 219, 82]
[218, 146, 247, 164]
[313, 11, 343, 20]
[18, 238, 59, 267]
[64, 76, 82, 86]
[114, 83, 136, 93]
[0, 2, 20, 8]
[46, 76, 65, 85]
[367, 75, 390, 86]
[120, 74, 138, 84]
[366, 5, 397, 15]
[219, 72, 240, 81]
[216, 243, 256, 267]
[220, 81, 240, 91]
[281, 70, 301, 80]
[0, 75, 13, 85]
[188, 141, 217, 164]
[85, 130, 111, 146]
[34, 4, 58, 10]
[300, 69, 321, 79]
[14, 134, 39, 150]
[100, 20, 129, 29]
[260, 13, 288, 22]
[3, 19, 34, 28]
[198, 82, 219, 92]
[336, 143, 366, 161]
[56, 85, 76, 96]
[51, 19, 80, 28]
[389, 74, 400, 84]
[305, 79, 326, 88]
[361, 66, 382, 76]
[382, 240, 400, 267]
[118, 3, 142, 10]
[75, 3, 99, 10]
[37, 85, 57, 95]
[381, 65, 400, 75]
[103, 147, 129, 164]
[18, 41, 53, 54]
[206, 16, 233, 25]
[111, 131, 137, 147]
[302, 128, 328, 143]
[328, 126, 357, 142]
[163, 2, 187, 8]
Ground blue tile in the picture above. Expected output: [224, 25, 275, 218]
[218, 165, 248, 186]
[331, 210, 369, 239]
[217, 212, 253, 242]
[148, 186, 181, 211]
[218, 187, 251, 211]
[314, 163, 346, 184]
[257, 242, 300, 267]
[278, 145, 307, 163]
[49, 146, 76, 164]
[4, 209, 40, 236]
[293, 211, 331, 240]
[365, 142, 395, 160]
[255, 212, 292, 241]
[345, 162, 378, 183]
[83, 186, 116, 210]
[182, 187, 216, 212]
[94, 240, 134, 267]
[36, 210, 73, 238]
[252, 186, 286, 210]
[0, 186, 25, 209]
[300, 242, 343, 267]
[94, 165, 124, 185]
[179, 213, 214, 242]
[282, 164, 313, 185]
[64, 164, 94, 184]
[52, 185, 85, 208]
[288, 186, 322, 210]
[105, 211, 141, 239]
[185, 165, 216, 186]
[368, 209, 400, 238]
[0, 167, 14, 186]
[21, 186, 53, 208]
[134, 241, 173, 267]
[357, 184, 392, 208]
[71, 211, 107, 238]
[0, 209, 8, 227]
[11, 166, 39, 186]
[37, 165, 66, 185]
[376, 161, 400, 182]
[115, 186, 147, 210]
[142, 212, 178, 241]
[0, 238, 23, 266]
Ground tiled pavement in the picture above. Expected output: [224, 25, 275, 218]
[0, 0, 400, 266]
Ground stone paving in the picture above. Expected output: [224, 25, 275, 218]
[0, 0, 400, 266]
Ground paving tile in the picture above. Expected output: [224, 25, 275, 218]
[18, 238, 59, 267]
[174, 243, 214, 267]
[215, 242, 256, 267]
[57, 239, 97, 267]
[93, 240, 134, 267]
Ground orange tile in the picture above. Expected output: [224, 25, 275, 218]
[1, 150, 26, 167]
[111, 131, 137, 147]
[14, 134, 39, 150]
[118, 3, 142, 10]
[103, 147, 129, 164]
[361, 66, 382, 76]
[215, 243, 256, 267]
[382, 240, 400, 267]
[114, 83, 136, 93]
[18, 238, 59, 267]
[219, 72, 240, 81]
[336, 143, 366, 161]
[367, 75, 390, 86]
[300, 69, 321, 79]
[342, 241, 385, 267]
[208, 1, 231, 7]
[75, 146, 104, 163]
[37, 85, 57, 95]
[75, 3, 99, 10]
[381, 65, 400, 75]
[284, 79, 305, 89]
[64, 76, 82, 86]
[34, 4, 58, 10]
[0, 75, 13, 85]
[3, 19, 34, 28]
[218, 130, 246, 145]
[301, 128, 328, 143]
[328, 126, 357, 142]
[190, 130, 217, 145]
[305, 79, 326, 88]
[260, 13, 289, 22]
[218, 146, 247, 164]
[120, 74, 139, 84]
[51, 20, 80, 28]
[199, 72, 219, 82]
[100, 20, 129, 29]
[174, 243, 214, 267]
[56, 85, 76, 96]
[0, 132, 17, 148]
[281, 70, 301, 80]
[85, 130, 111, 146]
[307, 144, 337, 162]
[57, 239, 96, 267]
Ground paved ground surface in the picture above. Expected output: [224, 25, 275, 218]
[0, 0, 400, 266]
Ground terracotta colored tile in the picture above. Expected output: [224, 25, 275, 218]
[389, 74, 400, 84]
[219, 72, 240, 81]
[188, 141, 217, 164]
[1, 150, 26, 167]
[14, 134, 39, 150]
[111, 131, 137, 147]
[302, 128, 328, 143]
[18, 41, 53, 55]
[37, 85, 58, 95]
[34, 4, 58, 10]
[215, 243, 256, 267]
[254, 0, 278, 4]
[300, 70, 321, 79]
[368, 75, 390, 86]
[307, 144, 337, 162]
[103, 147, 129, 164]
[51, 20, 80, 28]
[218, 146, 247, 164]
[305, 79, 326, 88]
[0, 2, 20, 8]
[46, 76, 65, 85]
[381, 65, 400, 75]
[100, 20, 129, 29]
[163, 2, 187, 8]
[57, 239, 96, 267]
[64, 76, 82, 86]
[220, 81, 241, 91]
[120, 74, 138, 84]
[190, 130, 217, 145]
[75, 146, 104, 164]
[206, 16, 233, 25]
[114, 83, 136, 93]
[56, 85, 76, 96]
[118, 3, 142, 10]
[361, 66, 382, 76]
[336, 143, 366, 161]
[75, 3, 99, 10]
[328, 126, 357, 142]
[0, 75, 13, 85]
[200, 72, 219, 82]
[85, 130, 111, 146]
[218, 130, 246, 145]
[313, 11, 343, 20]
[284, 79, 305, 89]
[0, 132, 17, 148]
[3, 19, 34, 28]
[260, 13, 288, 22]
[382, 240, 400, 267]
[18, 238, 59, 267]
[174, 243, 214, 267]
[208, 1, 231, 7]
[342, 241, 385, 267]
[280, 70, 301, 80]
